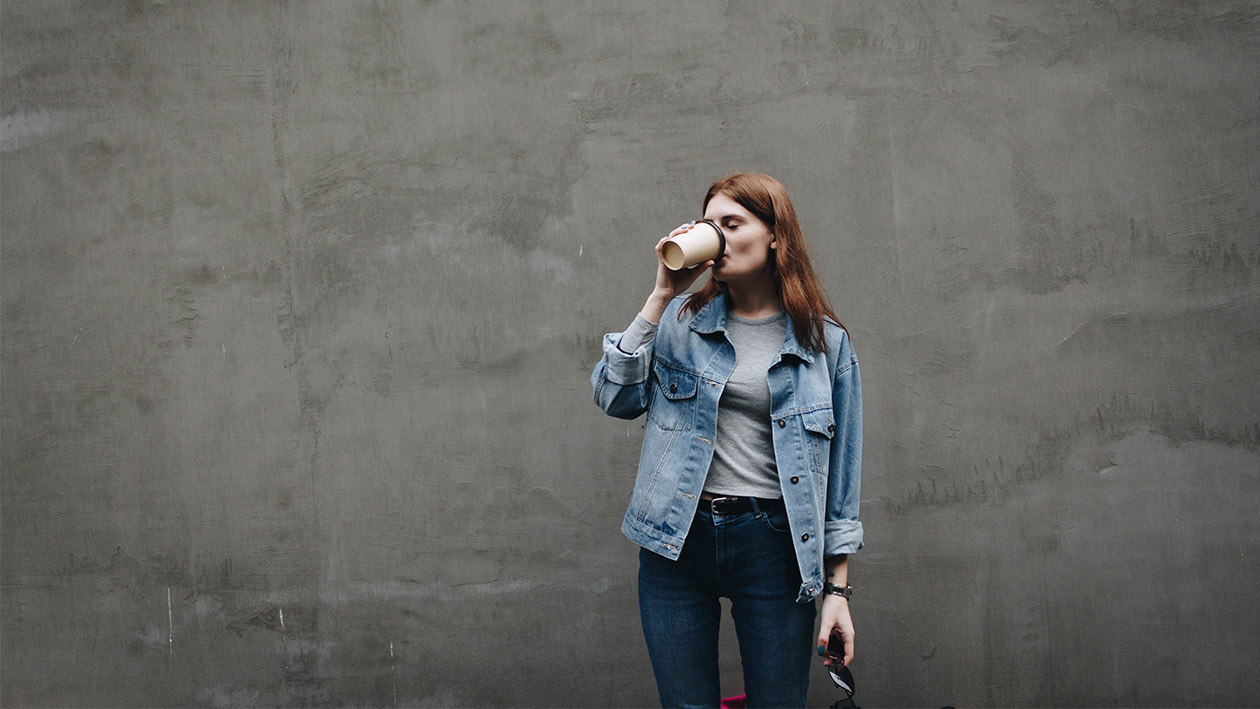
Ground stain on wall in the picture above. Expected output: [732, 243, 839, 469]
[3, 2, 1258, 706]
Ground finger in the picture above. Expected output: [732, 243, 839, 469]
[844, 635, 855, 666]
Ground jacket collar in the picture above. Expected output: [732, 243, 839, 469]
[687, 291, 816, 364]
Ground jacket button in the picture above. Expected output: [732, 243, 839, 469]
[778, 419, 786, 428]
[828, 423, 835, 433]
[801, 533, 810, 542]
[669, 382, 677, 393]
[790, 476, 799, 484]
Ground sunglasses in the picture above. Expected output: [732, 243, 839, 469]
[828, 661, 855, 697]
[823, 630, 855, 697]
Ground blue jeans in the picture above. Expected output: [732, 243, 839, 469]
[638, 499, 816, 708]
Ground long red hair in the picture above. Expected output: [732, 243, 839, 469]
[682, 173, 843, 352]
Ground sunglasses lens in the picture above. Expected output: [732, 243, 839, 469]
[829, 663, 854, 697]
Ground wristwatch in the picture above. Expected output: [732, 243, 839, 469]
[823, 582, 853, 599]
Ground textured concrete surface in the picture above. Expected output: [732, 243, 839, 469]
[2, 1, 1258, 706]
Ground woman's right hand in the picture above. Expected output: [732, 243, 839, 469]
[640, 222, 714, 323]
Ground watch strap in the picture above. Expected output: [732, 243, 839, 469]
[823, 582, 853, 599]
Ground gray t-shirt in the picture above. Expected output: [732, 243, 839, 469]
[704, 310, 786, 499]
[616, 309, 786, 500]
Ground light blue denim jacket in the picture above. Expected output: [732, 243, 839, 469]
[591, 292, 863, 603]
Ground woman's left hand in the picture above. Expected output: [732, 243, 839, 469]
[818, 594, 854, 667]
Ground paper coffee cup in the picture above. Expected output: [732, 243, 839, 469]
[661, 219, 726, 271]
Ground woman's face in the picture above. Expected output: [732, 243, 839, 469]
[704, 192, 775, 286]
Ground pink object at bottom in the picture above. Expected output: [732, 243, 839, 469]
[720, 695, 747, 709]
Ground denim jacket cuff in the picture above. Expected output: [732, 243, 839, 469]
[600, 331, 652, 385]
[823, 519, 864, 556]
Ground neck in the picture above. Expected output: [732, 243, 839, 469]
[724, 279, 781, 320]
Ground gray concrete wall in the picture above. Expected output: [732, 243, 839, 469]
[2, 2, 1257, 706]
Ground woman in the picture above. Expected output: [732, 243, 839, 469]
[591, 173, 863, 707]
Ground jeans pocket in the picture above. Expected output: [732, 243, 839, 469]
[759, 505, 792, 533]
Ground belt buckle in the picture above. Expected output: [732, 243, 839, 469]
[709, 496, 733, 515]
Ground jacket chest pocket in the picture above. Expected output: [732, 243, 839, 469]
[801, 408, 835, 475]
[648, 362, 700, 431]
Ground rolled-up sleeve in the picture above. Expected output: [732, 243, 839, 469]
[591, 315, 657, 420]
[824, 334, 863, 556]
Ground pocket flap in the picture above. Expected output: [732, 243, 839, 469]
[654, 362, 699, 400]
[802, 408, 835, 438]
